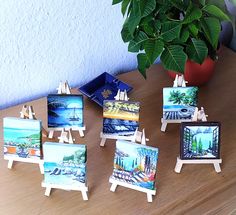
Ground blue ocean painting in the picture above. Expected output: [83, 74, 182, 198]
[111, 140, 158, 190]
[163, 87, 198, 120]
[3, 117, 41, 159]
[43, 142, 87, 186]
[48, 95, 84, 128]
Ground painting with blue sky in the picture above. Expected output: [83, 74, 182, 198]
[181, 122, 220, 159]
[43, 142, 87, 186]
[3, 117, 41, 159]
[48, 95, 84, 128]
[163, 87, 198, 120]
[111, 140, 158, 190]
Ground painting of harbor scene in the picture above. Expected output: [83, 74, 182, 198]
[111, 140, 158, 190]
[163, 87, 198, 120]
[43, 142, 87, 186]
[3, 117, 41, 159]
[48, 95, 83, 128]
[181, 122, 220, 159]
[103, 100, 140, 136]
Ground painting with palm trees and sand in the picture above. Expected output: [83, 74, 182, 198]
[47, 95, 83, 128]
[163, 87, 198, 120]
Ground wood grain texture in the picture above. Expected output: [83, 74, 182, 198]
[0, 47, 236, 215]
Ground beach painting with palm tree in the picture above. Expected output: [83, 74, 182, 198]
[48, 95, 83, 128]
[111, 140, 158, 190]
[163, 87, 198, 120]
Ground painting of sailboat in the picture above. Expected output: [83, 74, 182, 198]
[111, 140, 159, 190]
[180, 122, 220, 159]
[103, 100, 140, 136]
[3, 117, 42, 159]
[43, 142, 87, 186]
[47, 95, 83, 128]
[163, 87, 198, 120]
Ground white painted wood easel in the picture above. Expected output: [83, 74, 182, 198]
[175, 107, 222, 173]
[109, 130, 156, 203]
[48, 81, 86, 139]
[161, 75, 192, 132]
[58, 128, 74, 144]
[4, 105, 44, 174]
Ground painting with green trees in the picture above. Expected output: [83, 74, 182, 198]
[163, 87, 198, 120]
[111, 140, 158, 190]
[180, 122, 220, 159]
[43, 142, 87, 186]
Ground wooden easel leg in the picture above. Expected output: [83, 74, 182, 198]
[7, 160, 14, 169]
[110, 183, 118, 192]
[48, 130, 54, 139]
[78, 129, 84, 137]
[147, 193, 153, 203]
[161, 119, 167, 132]
[174, 158, 183, 173]
[81, 190, 88, 201]
[39, 163, 44, 174]
[45, 187, 52, 196]
[213, 163, 221, 173]
[100, 138, 106, 147]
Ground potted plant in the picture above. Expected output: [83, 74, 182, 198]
[113, 0, 230, 85]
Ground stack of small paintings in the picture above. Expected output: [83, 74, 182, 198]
[111, 140, 158, 190]
[43, 142, 87, 186]
[3, 117, 42, 159]
[180, 122, 220, 159]
[163, 87, 198, 120]
[103, 100, 140, 136]
[47, 95, 84, 128]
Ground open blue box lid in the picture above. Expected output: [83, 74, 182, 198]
[79, 72, 133, 107]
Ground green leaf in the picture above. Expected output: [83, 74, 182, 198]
[201, 17, 220, 49]
[200, 0, 206, 6]
[112, 0, 123, 5]
[186, 38, 208, 64]
[139, 0, 156, 17]
[122, 0, 131, 16]
[188, 23, 199, 37]
[171, 0, 186, 10]
[128, 31, 148, 52]
[161, 22, 181, 42]
[203, 4, 230, 21]
[137, 53, 150, 78]
[180, 28, 189, 42]
[160, 45, 187, 73]
[121, 21, 133, 42]
[183, 3, 202, 24]
[127, 2, 141, 35]
[144, 39, 164, 63]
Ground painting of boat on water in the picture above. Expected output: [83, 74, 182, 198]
[47, 95, 83, 128]
[43, 142, 87, 186]
[180, 122, 220, 159]
[103, 100, 140, 136]
[3, 117, 41, 159]
[111, 140, 158, 190]
[163, 87, 198, 120]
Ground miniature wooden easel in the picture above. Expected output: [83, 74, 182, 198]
[109, 130, 156, 203]
[174, 108, 222, 173]
[4, 105, 44, 174]
[58, 128, 74, 144]
[161, 75, 192, 132]
[48, 81, 86, 139]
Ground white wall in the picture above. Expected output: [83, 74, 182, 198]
[0, 0, 137, 109]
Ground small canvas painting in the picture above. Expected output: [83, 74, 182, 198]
[3, 117, 42, 159]
[103, 100, 140, 136]
[48, 95, 83, 128]
[163, 87, 198, 120]
[180, 122, 220, 159]
[111, 140, 158, 190]
[43, 142, 87, 186]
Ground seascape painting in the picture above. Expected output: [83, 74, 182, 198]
[43, 142, 87, 186]
[180, 122, 220, 159]
[103, 100, 140, 136]
[111, 140, 158, 190]
[48, 95, 83, 128]
[163, 87, 198, 120]
[3, 117, 41, 159]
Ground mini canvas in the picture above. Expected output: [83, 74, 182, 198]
[43, 142, 87, 186]
[163, 87, 198, 120]
[103, 100, 140, 136]
[3, 117, 42, 159]
[47, 95, 84, 128]
[180, 122, 221, 159]
[111, 140, 158, 190]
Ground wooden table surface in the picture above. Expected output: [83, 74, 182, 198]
[0, 47, 236, 215]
